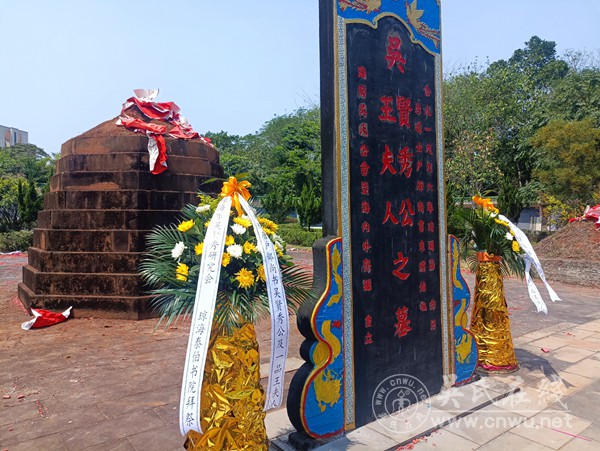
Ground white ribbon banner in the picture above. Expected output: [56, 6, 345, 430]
[238, 196, 289, 411]
[498, 214, 561, 313]
[179, 195, 289, 436]
[180, 196, 231, 436]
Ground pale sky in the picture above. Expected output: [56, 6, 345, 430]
[1, 0, 599, 155]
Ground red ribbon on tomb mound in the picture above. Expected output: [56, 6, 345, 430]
[116, 89, 210, 175]
[584, 204, 600, 229]
[569, 204, 600, 229]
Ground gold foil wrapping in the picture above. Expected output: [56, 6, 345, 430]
[470, 261, 519, 372]
[185, 323, 267, 450]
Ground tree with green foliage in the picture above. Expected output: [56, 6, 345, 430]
[18, 177, 43, 228]
[0, 144, 55, 188]
[531, 119, 600, 207]
[544, 66, 600, 125]
[294, 184, 322, 231]
[0, 143, 54, 231]
[443, 36, 575, 223]
[206, 107, 322, 223]
[262, 187, 294, 223]
[0, 176, 22, 232]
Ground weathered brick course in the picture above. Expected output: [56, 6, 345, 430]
[19, 133, 222, 319]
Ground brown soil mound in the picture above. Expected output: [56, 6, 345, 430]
[535, 221, 600, 261]
[76, 105, 204, 141]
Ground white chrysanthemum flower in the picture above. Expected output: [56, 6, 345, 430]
[196, 204, 210, 214]
[227, 244, 243, 258]
[490, 212, 498, 218]
[231, 223, 247, 235]
[171, 241, 186, 259]
[505, 232, 514, 241]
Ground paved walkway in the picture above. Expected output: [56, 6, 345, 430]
[1, 251, 598, 450]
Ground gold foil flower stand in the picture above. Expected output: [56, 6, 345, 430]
[469, 254, 519, 373]
[184, 322, 267, 450]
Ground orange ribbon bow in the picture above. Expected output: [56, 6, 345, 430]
[220, 176, 252, 216]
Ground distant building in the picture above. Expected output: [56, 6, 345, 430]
[0, 125, 28, 148]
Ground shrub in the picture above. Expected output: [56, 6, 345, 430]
[277, 223, 321, 248]
[0, 230, 33, 252]
[523, 230, 553, 244]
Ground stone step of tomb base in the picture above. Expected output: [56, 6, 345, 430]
[22, 265, 143, 296]
[33, 229, 150, 253]
[56, 153, 216, 176]
[37, 209, 181, 230]
[18, 283, 155, 320]
[50, 170, 221, 193]
[43, 190, 201, 211]
[60, 135, 219, 162]
[27, 248, 143, 274]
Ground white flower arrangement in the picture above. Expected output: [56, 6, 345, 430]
[227, 244, 243, 259]
[231, 224, 247, 235]
[171, 241, 186, 259]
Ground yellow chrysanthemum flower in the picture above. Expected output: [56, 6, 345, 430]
[221, 253, 231, 267]
[258, 217, 278, 234]
[243, 241, 258, 254]
[512, 240, 520, 252]
[494, 218, 510, 228]
[225, 235, 235, 246]
[257, 264, 266, 282]
[194, 243, 203, 255]
[175, 262, 189, 281]
[275, 247, 284, 257]
[235, 268, 255, 289]
[177, 219, 195, 233]
[234, 216, 252, 228]
[204, 220, 211, 228]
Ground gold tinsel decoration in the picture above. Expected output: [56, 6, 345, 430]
[184, 323, 267, 450]
[470, 261, 519, 372]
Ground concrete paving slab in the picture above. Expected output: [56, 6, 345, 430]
[448, 406, 527, 445]
[548, 345, 596, 363]
[557, 425, 599, 450]
[476, 431, 554, 450]
[266, 409, 296, 440]
[551, 380, 600, 422]
[510, 410, 591, 449]
[574, 321, 600, 333]
[563, 356, 600, 378]
[409, 428, 478, 450]
[528, 335, 573, 351]
[334, 425, 398, 450]
[492, 385, 555, 418]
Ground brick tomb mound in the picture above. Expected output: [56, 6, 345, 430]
[18, 116, 223, 319]
[535, 221, 600, 288]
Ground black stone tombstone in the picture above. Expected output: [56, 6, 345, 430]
[288, 0, 451, 440]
